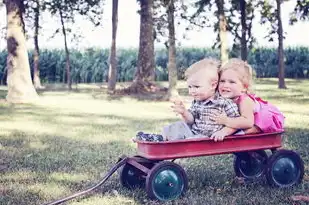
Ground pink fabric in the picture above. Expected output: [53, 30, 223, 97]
[237, 94, 285, 133]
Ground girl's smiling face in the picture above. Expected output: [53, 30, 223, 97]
[218, 69, 247, 99]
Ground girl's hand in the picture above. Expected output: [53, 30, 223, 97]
[171, 99, 186, 116]
[209, 111, 228, 125]
[210, 129, 228, 142]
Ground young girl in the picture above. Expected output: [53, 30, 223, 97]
[210, 58, 284, 134]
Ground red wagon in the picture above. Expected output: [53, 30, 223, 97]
[119, 132, 304, 201]
[44, 132, 304, 205]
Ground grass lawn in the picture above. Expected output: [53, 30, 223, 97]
[0, 78, 308, 205]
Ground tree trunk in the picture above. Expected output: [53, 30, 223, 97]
[127, 0, 157, 93]
[107, 0, 118, 93]
[166, 0, 178, 100]
[276, 0, 286, 89]
[240, 0, 247, 61]
[5, 0, 38, 103]
[33, 0, 42, 89]
[59, 7, 71, 90]
[216, 0, 228, 64]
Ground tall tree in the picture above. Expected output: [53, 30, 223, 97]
[290, 1, 309, 78]
[239, 0, 247, 60]
[44, 0, 103, 90]
[228, 0, 256, 61]
[215, 0, 228, 63]
[276, 0, 286, 89]
[165, 0, 178, 99]
[290, 0, 309, 23]
[107, 0, 118, 93]
[191, 0, 229, 63]
[59, 5, 72, 89]
[0, 6, 5, 49]
[5, 0, 38, 103]
[260, 0, 286, 89]
[128, 0, 156, 93]
[32, 0, 42, 88]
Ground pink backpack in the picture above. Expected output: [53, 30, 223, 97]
[247, 94, 285, 133]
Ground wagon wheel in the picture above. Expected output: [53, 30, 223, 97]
[120, 156, 155, 189]
[234, 150, 268, 181]
[146, 161, 188, 201]
[266, 149, 304, 188]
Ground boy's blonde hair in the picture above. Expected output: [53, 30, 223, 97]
[185, 58, 220, 83]
[219, 58, 253, 92]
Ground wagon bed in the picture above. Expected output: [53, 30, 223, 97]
[135, 132, 283, 160]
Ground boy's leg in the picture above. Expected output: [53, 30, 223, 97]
[162, 121, 194, 141]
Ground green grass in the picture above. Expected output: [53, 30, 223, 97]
[0, 79, 308, 205]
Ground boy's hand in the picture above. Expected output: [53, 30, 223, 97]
[171, 99, 186, 116]
[210, 129, 229, 142]
[209, 111, 228, 125]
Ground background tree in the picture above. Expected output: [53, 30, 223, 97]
[32, 0, 42, 88]
[107, 0, 118, 93]
[165, 0, 178, 99]
[290, 0, 309, 23]
[25, 0, 43, 88]
[260, 0, 287, 89]
[192, 0, 229, 63]
[44, 0, 103, 90]
[276, 0, 286, 89]
[0, 6, 7, 82]
[5, 0, 38, 103]
[215, 0, 228, 63]
[128, 0, 156, 93]
[0, 5, 5, 49]
[228, 0, 256, 60]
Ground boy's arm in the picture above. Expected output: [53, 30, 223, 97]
[172, 100, 195, 124]
[180, 110, 194, 124]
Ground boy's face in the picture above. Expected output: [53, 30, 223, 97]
[187, 71, 217, 101]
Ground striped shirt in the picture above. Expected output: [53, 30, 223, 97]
[188, 93, 240, 137]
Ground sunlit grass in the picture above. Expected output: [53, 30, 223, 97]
[0, 79, 308, 205]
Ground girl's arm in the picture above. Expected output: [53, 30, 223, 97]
[227, 97, 255, 129]
[212, 97, 255, 129]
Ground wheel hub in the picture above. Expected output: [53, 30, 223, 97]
[273, 157, 298, 185]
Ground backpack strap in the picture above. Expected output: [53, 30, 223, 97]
[247, 93, 268, 104]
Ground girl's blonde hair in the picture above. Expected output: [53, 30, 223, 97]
[219, 58, 253, 92]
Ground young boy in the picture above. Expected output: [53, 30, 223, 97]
[137, 58, 240, 142]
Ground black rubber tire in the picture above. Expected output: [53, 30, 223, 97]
[234, 150, 268, 181]
[146, 161, 188, 201]
[120, 157, 155, 189]
[266, 149, 304, 188]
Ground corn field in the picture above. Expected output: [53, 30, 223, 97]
[0, 47, 309, 85]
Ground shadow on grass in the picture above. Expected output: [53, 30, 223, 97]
[35, 79, 309, 104]
[255, 88, 309, 105]
[0, 132, 142, 205]
[0, 89, 6, 99]
[0, 104, 179, 204]
[1, 129, 309, 205]
[1, 79, 309, 205]
[0, 103, 177, 135]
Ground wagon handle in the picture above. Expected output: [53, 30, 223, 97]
[43, 157, 129, 205]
